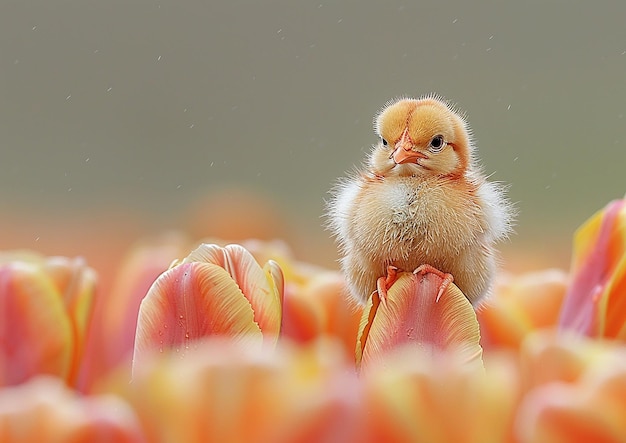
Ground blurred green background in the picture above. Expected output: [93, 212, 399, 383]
[1, 1, 625, 271]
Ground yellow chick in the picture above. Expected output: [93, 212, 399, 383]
[327, 95, 514, 307]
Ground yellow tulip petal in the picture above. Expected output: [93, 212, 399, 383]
[182, 244, 282, 336]
[357, 271, 482, 368]
[133, 262, 262, 368]
[0, 263, 74, 385]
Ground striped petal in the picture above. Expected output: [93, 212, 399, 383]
[133, 262, 262, 369]
[356, 271, 482, 368]
[182, 244, 282, 337]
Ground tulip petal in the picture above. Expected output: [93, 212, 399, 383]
[42, 256, 97, 385]
[357, 271, 482, 368]
[0, 263, 74, 385]
[559, 199, 626, 338]
[182, 244, 282, 336]
[264, 259, 285, 330]
[281, 271, 362, 354]
[364, 347, 515, 443]
[516, 366, 626, 443]
[124, 338, 363, 443]
[0, 376, 145, 442]
[133, 262, 262, 367]
[477, 270, 568, 350]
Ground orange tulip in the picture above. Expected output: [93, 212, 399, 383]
[124, 338, 366, 443]
[78, 232, 190, 391]
[559, 199, 626, 339]
[281, 269, 362, 353]
[228, 239, 363, 354]
[477, 270, 568, 350]
[0, 376, 145, 442]
[133, 243, 283, 370]
[0, 253, 96, 387]
[364, 348, 519, 443]
[356, 270, 483, 369]
[515, 335, 626, 443]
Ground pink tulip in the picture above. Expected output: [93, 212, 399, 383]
[0, 253, 96, 387]
[133, 244, 283, 370]
[356, 270, 483, 369]
[559, 199, 626, 339]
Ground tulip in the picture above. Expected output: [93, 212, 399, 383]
[0, 253, 97, 387]
[78, 232, 190, 390]
[243, 239, 363, 353]
[559, 199, 626, 339]
[0, 376, 145, 442]
[516, 334, 626, 443]
[364, 348, 518, 443]
[124, 338, 365, 443]
[133, 243, 283, 370]
[281, 269, 362, 353]
[477, 270, 568, 350]
[355, 270, 483, 369]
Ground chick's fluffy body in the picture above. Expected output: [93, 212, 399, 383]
[328, 95, 513, 306]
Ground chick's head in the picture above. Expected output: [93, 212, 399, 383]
[369, 96, 472, 178]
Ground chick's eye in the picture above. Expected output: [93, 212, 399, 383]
[381, 138, 388, 146]
[429, 135, 445, 152]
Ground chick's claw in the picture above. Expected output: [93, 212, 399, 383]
[375, 265, 399, 308]
[413, 264, 454, 303]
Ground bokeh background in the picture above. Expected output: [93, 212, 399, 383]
[1, 1, 625, 275]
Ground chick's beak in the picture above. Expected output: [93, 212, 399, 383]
[390, 138, 428, 165]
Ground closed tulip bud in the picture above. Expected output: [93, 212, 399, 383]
[133, 243, 283, 371]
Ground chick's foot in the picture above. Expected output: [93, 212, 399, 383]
[375, 265, 399, 308]
[413, 264, 454, 303]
